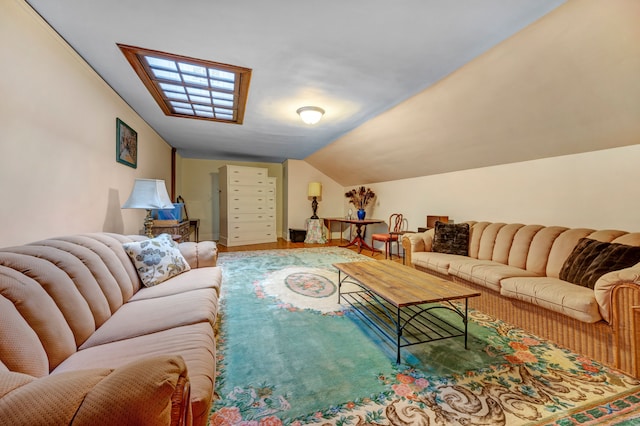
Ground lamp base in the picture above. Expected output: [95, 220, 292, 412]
[143, 209, 154, 238]
[311, 197, 319, 219]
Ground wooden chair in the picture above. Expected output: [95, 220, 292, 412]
[371, 213, 404, 259]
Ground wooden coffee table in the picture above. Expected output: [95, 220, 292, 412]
[333, 260, 481, 363]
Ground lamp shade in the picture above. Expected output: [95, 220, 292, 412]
[122, 179, 174, 209]
[297, 106, 325, 125]
[307, 182, 322, 198]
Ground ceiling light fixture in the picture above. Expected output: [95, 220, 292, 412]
[296, 106, 325, 125]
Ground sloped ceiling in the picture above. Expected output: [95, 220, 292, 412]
[24, 0, 576, 184]
[307, 0, 640, 185]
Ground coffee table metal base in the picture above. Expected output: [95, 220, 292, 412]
[337, 271, 470, 363]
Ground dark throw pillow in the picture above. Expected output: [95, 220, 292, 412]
[432, 221, 470, 256]
[559, 237, 640, 289]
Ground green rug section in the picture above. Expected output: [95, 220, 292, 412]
[211, 248, 640, 426]
[214, 248, 397, 420]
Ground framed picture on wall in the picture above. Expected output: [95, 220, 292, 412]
[116, 118, 137, 168]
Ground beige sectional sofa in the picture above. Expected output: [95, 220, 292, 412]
[402, 221, 640, 378]
[0, 233, 221, 426]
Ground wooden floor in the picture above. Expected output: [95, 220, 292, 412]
[216, 238, 404, 263]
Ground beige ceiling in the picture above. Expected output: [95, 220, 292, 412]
[307, 0, 640, 186]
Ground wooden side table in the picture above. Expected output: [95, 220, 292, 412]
[323, 217, 352, 242]
[338, 218, 384, 253]
[151, 220, 190, 242]
[189, 219, 200, 242]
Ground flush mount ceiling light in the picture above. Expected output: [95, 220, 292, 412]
[296, 106, 325, 125]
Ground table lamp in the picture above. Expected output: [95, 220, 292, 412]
[122, 178, 174, 237]
[307, 182, 322, 219]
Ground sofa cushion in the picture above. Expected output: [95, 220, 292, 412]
[129, 266, 222, 301]
[25, 239, 127, 317]
[411, 251, 467, 276]
[500, 276, 602, 323]
[559, 238, 640, 289]
[0, 356, 188, 426]
[79, 287, 218, 350]
[0, 368, 109, 425]
[448, 258, 539, 292]
[53, 323, 216, 426]
[73, 355, 189, 426]
[0, 266, 77, 375]
[432, 222, 470, 256]
[123, 234, 191, 287]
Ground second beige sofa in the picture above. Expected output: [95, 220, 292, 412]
[403, 221, 640, 378]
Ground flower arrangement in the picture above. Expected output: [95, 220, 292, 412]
[345, 186, 376, 210]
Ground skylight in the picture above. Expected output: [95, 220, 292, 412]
[118, 44, 252, 124]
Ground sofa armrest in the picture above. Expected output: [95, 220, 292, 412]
[179, 241, 218, 268]
[594, 265, 640, 323]
[401, 231, 434, 267]
[0, 356, 191, 426]
[594, 265, 640, 377]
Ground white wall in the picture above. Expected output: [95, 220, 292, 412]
[0, 0, 172, 247]
[294, 143, 640, 252]
[365, 144, 640, 237]
[284, 160, 345, 239]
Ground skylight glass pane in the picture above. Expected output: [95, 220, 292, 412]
[212, 99, 234, 108]
[193, 105, 213, 112]
[119, 44, 251, 124]
[145, 56, 177, 71]
[186, 87, 210, 97]
[189, 95, 211, 104]
[174, 107, 194, 115]
[178, 62, 207, 76]
[210, 80, 235, 91]
[209, 68, 235, 82]
[195, 111, 215, 118]
[170, 101, 192, 109]
[159, 83, 185, 93]
[164, 92, 189, 101]
[183, 74, 209, 87]
[152, 69, 181, 82]
[211, 91, 234, 101]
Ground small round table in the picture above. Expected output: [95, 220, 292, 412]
[305, 218, 326, 243]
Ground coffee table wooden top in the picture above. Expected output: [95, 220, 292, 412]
[333, 260, 481, 308]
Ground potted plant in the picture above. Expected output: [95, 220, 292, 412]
[345, 186, 375, 220]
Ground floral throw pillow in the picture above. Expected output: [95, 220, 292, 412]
[123, 233, 191, 287]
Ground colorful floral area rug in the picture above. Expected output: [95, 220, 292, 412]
[209, 248, 640, 426]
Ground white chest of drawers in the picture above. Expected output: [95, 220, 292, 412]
[219, 165, 276, 247]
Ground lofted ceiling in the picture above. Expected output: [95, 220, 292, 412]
[26, 0, 569, 182]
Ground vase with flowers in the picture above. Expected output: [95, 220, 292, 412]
[345, 186, 375, 220]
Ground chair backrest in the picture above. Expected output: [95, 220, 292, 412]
[389, 213, 403, 233]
